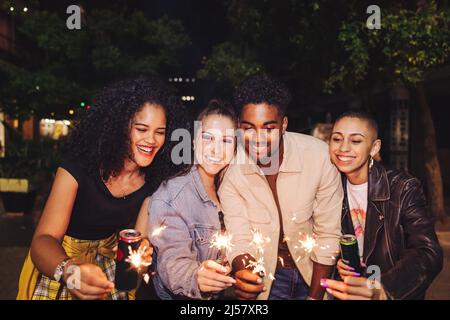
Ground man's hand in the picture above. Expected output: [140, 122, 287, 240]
[234, 269, 266, 299]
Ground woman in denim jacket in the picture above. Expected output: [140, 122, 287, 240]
[148, 100, 237, 299]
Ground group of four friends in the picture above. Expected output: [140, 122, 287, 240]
[17, 75, 443, 300]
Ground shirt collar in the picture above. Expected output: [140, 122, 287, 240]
[190, 165, 211, 203]
[239, 132, 303, 175]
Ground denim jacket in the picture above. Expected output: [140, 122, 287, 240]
[148, 166, 221, 299]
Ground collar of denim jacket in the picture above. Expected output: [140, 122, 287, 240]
[190, 165, 211, 203]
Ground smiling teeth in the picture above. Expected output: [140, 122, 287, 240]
[206, 156, 221, 163]
[138, 146, 153, 153]
[337, 156, 354, 161]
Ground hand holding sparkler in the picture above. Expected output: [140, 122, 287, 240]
[233, 268, 266, 300]
[63, 260, 114, 300]
[197, 260, 236, 294]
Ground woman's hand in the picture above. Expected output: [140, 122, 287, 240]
[197, 260, 236, 293]
[336, 259, 361, 277]
[139, 238, 153, 266]
[321, 276, 386, 300]
[63, 260, 114, 300]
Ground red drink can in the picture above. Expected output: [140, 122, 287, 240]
[115, 229, 142, 291]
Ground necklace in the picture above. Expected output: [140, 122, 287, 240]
[105, 177, 129, 199]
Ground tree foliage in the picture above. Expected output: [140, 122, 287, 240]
[0, 2, 190, 119]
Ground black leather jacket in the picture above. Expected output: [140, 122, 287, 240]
[341, 161, 443, 299]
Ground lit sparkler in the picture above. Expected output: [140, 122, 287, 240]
[151, 225, 167, 237]
[292, 232, 318, 262]
[210, 231, 234, 265]
[250, 229, 271, 252]
[278, 256, 285, 268]
[246, 257, 266, 277]
[126, 245, 152, 270]
[299, 234, 317, 253]
[248, 229, 270, 277]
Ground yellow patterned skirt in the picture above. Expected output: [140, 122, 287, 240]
[17, 233, 134, 300]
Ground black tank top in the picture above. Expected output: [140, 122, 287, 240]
[60, 158, 152, 240]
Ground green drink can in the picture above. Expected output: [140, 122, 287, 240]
[339, 234, 364, 274]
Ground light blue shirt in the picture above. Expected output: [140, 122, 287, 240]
[148, 165, 221, 299]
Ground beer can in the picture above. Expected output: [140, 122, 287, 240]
[115, 229, 142, 291]
[339, 234, 364, 275]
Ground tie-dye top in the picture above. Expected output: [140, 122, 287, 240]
[346, 181, 368, 259]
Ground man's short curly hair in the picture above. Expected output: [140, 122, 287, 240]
[65, 76, 190, 191]
[233, 74, 291, 117]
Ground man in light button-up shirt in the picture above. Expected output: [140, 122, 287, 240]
[218, 75, 343, 300]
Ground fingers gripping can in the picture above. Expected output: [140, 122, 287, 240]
[115, 229, 142, 291]
[340, 234, 364, 275]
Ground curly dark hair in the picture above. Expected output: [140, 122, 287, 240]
[65, 76, 191, 192]
[233, 74, 292, 117]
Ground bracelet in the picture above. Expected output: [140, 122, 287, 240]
[53, 258, 71, 283]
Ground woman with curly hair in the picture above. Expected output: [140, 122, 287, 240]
[17, 77, 187, 300]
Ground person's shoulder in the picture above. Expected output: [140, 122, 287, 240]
[385, 165, 422, 191]
[285, 131, 329, 158]
[151, 169, 193, 204]
[286, 131, 328, 149]
[58, 157, 87, 183]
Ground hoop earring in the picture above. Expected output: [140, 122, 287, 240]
[369, 155, 374, 170]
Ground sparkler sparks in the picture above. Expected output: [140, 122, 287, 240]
[250, 229, 271, 250]
[210, 231, 234, 253]
[246, 257, 266, 277]
[126, 245, 152, 270]
[278, 256, 285, 268]
[298, 234, 317, 253]
[151, 225, 167, 237]
[247, 229, 270, 277]
[143, 273, 150, 284]
[210, 231, 234, 265]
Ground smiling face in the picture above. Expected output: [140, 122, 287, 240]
[194, 114, 236, 176]
[329, 116, 381, 183]
[239, 103, 288, 167]
[129, 103, 166, 168]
